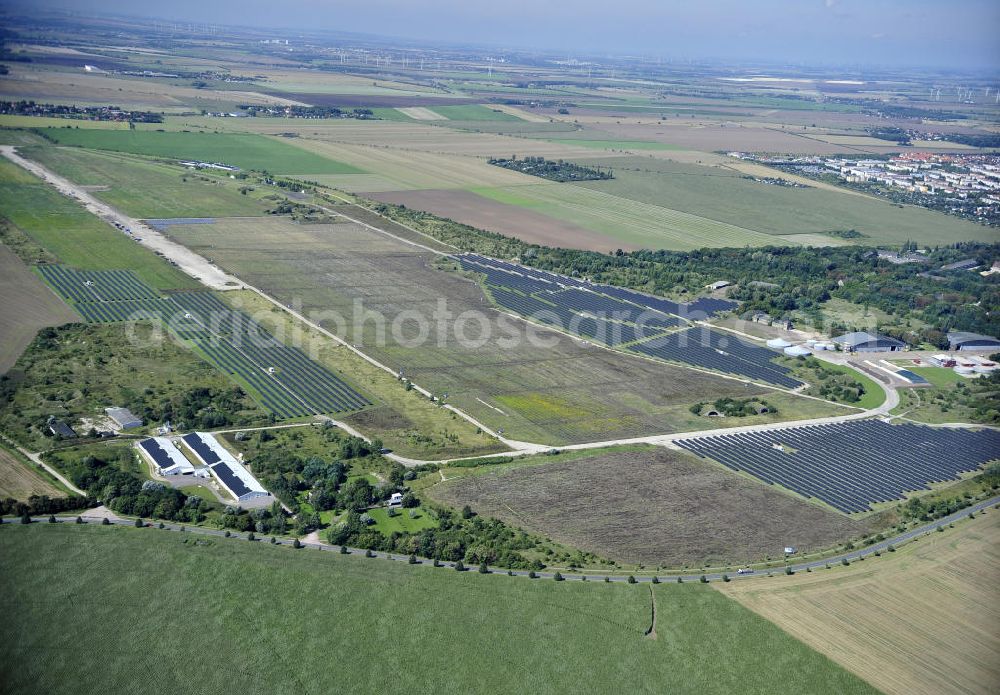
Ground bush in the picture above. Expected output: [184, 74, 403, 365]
[454, 560, 465, 571]
[553, 571, 564, 581]
[292, 538, 301, 548]
[651, 576, 660, 584]
[135, 518, 144, 528]
[340, 545, 348, 554]
[433, 557, 441, 567]
[785, 566, 794, 575]
[271, 536, 277, 544]
[887, 544, 896, 552]
[224, 530, 231, 537]
[158, 522, 165, 529]
[626, 575, 637, 584]
[75, 516, 83, 524]
[101, 517, 110, 526]
[479, 561, 489, 574]
[365, 548, 375, 558]
[48, 515, 57, 524]
[528, 570, 536, 579]
[247, 532, 255, 541]
[841, 558, 850, 566]
[699, 575, 708, 583]
[20, 513, 30, 524]
[722, 574, 730, 582]
[676, 577, 683, 584]
[409, 554, 418, 565]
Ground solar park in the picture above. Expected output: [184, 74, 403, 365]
[676, 419, 1000, 513]
[37, 264, 369, 419]
[458, 254, 801, 388]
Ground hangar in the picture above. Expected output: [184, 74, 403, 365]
[831, 331, 906, 353]
[947, 331, 1000, 351]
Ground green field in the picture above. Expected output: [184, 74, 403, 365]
[0, 158, 196, 289]
[470, 182, 784, 250]
[0, 524, 878, 694]
[35, 128, 362, 175]
[575, 157, 998, 247]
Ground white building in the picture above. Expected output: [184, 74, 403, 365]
[137, 437, 194, 476]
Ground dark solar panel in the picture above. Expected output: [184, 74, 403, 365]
[211, 462, 251, 498]
[182, 433, 220, 465]
[139, 439, 172, 469]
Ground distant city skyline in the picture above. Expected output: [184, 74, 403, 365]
[18, 0, 1000, 71]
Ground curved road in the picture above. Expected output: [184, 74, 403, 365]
[20, 493, 996, 584]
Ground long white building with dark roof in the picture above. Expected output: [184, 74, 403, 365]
[180, 432, 270, 503]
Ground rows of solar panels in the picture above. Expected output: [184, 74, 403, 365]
[459, 254, 800, 388]
[39, 265, 368, 419]
[181, 433, 252, 499]
[676, 420, 1000, 513]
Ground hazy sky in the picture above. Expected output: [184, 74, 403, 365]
[26, 0, 1000, 70]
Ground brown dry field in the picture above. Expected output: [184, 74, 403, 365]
[0, 245, 80, 373]
[720, 511, 1000, 695]
[0, 444, 64, 500]
[366, 188, 627, 252]
[429, 447, 873, 567]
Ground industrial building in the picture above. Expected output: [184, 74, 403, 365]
[105, 406, 143, 430]
[137, 437, 194, 476]
[947, 331, 1000, 351]
[831, 332, 907, 353]
[180, 432, 270, 503]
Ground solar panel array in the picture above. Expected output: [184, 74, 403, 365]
[138, 438, 174, 468]
[676, 420, 1000, 513]
[628, 328, 802, 388]
[211, 462, 251, 498]
[40, 264, 369, 419]
[181, 433, 220, 464]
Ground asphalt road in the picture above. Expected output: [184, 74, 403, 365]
[18, 493, 997, 584]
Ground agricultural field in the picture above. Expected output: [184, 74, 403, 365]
[429, 447, 875, 568]
[720, 512, 1000, 695]
[574, 156, 997, 247]
[0, 245, 79, 373]
[0, 524, 879, 694]
[0, 157, 197, 289]
[468, 183, 783, 251]
[0, 443, 67, 500]
[160, 215, 842, 444]
[35, 128, 359, 175]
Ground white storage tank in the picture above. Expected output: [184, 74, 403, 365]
[784, 345, 812, 357]
[767, 338, 792, 349]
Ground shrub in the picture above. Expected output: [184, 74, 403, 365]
[479, 561, 489, 574]
[651, 576, 660, 584]
[158, 522, 165, 529]
[75, 516, 83, 524]
[224, 530, 231, 537]
[937, 525, 944, 532]
[454, 560, 465, 571]
[340, 545, 348, 554]
[528, 570, 536, 579]
[676, 577, 683, 584]
[20, 513, 31, 524]
[292, 538, 301, 548]
[887, 544, 896, 552]
[101, 517, 110, 526]
[271, 536, 277, 544]
[247, 532, 255, 541]
[433, 558, 441, 567]
[409, 554, 418, 565]
[785, 566, 794, 575]
[841, 558, 850, 566]
[626, 575, 637, 584]
[365, 548, 375, 558]
[699, 575, 708, 583]
[553, 571, 564, 581]
[722, 574, 730, 582]
[48, 515, 57, 524]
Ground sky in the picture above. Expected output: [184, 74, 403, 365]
[24, 0, 1000, 70]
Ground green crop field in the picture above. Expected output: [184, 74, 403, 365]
[470, 183, 785, 251]
[35, 128, 362, 175]
[0, 158, 196, 289]
[574, 157, 997, 247]
[0, 524, 877, 694]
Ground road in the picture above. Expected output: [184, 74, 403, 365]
[0, 433, 85, 496]
[25, 493, 997, 583]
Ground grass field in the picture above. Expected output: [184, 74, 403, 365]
[35, 128, 361, 175]
[720, 511, 1000, 695]
[427, 104, 524, 121]
[575, 156, 997, 247]
[0, 442, 66, 500]
[0, 158, 197, 289]
[0, 523, 878, 694]
[20, 146, 273, 220]
[0, 244, 79, 373]
[429, 447, 875, 567]
[783, 358, 887, 410]
[470, 183, 787, 251]
[159, 215, 841, 445]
